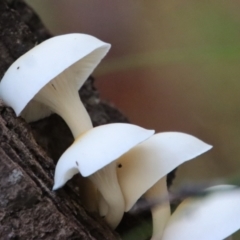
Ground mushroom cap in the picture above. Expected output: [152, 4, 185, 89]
[117, 132, 212, 211]
[53, 123, 154, 190]
[162, 185, 240, 240]
[0, 33, 110, 116]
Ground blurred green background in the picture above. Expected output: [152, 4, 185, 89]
[25, 0, 240, 238]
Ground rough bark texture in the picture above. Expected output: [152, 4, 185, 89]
[0, 101, 119, 239]
[0, 1, 124, 239]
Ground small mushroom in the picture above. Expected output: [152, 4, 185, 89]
[116, 132, 212, 238]
[162, 185, 240, 240]
[53, 123, 155, 229]
[0, 33, 110, 138]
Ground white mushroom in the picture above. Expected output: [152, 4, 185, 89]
[161, 185, 240, 240]
[53, 123, 154, 229]
[116, 132, 212, 238]
[0, 33, 110, 138]
[0, 33, 110, 212]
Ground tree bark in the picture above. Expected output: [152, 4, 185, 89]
[0, 1, 126, 239]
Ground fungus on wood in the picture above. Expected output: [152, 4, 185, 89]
[0, 0, 123, 239]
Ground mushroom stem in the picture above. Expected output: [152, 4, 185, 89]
[89, 162, 125, 229]
[144, 177, 171, 240]
[77, 176, 98, 212]
[35, 71, 97, 209]
[98, 193, 108, 217]
[35, 71, 92, 138]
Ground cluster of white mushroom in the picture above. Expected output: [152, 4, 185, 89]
[1, 34, 240, 240]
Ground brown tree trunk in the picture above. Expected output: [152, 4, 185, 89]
[0, 1, 126, 239]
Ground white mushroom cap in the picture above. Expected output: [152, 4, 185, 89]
[162, 185, 240, 240]
[53, 123, 154, 229]
[117, 132, 212, 211]
[53, 123, 154, 190]
[0, 33, 110, 120]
